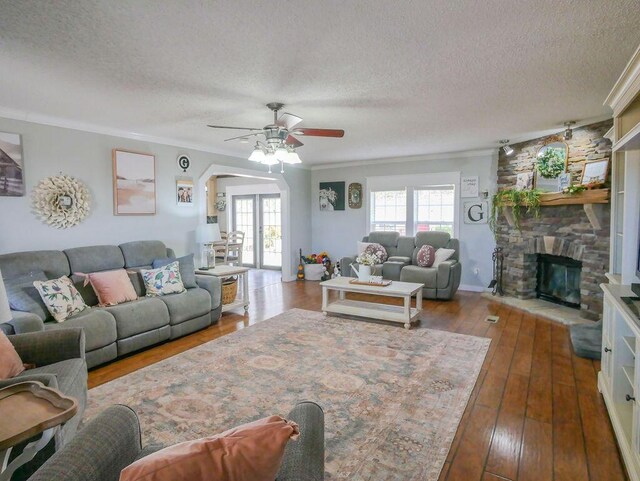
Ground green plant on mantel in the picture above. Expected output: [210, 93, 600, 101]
[537, 149, 565, 178]
[562, 184, 586, 195]
[490, 189, 543, 233]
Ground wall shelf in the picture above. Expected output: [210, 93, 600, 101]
[501, 189, 610, 230]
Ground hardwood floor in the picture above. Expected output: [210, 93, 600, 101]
[88, 278, 627, 481]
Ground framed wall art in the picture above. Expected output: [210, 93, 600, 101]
[348, 182, 362, 209]
[176, 178, 194, 206]
[0, 131, 24, 196]
[319, 181, 345, 211]
[580, 159, 609, 187]
[112, 149, 156, 215]
[461, 176, 479, 198]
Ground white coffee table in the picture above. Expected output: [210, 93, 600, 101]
[319, 277, 423, 329]
[196, 265, 250, 313]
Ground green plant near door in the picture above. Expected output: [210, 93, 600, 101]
[489, 189, 543, 232]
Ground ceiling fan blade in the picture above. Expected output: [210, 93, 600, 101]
[207, 125, 262, 131]
[276, 112, 303, 130]
[285, 135, 304, 148]
[293, 128, 344, 138]
[223, 132, 262, 142]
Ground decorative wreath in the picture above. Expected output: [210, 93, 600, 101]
[31, 175, 91, 229]
[537, 149, 565, 179]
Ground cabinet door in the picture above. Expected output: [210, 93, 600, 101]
[602, 300, 614, 387]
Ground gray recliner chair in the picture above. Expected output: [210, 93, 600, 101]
[29, 401, 325, 481]
[340, 231, 461, 300]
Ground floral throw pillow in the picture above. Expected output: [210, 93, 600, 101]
[141, 261, 185, 297]
[364, 243, 388, 263]
[33, 276, 89, 323]
[416, 245, 436, 267]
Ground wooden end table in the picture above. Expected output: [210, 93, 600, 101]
[319, 276, 423, 329]
[196, 265, 250, 313]
[0, 381, 78, 481]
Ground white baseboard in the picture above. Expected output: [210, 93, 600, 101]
[458, 284, 490, 293]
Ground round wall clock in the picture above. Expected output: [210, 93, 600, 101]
[177, 154, 191, 172]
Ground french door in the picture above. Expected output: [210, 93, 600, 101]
[232, 194, 282, 269]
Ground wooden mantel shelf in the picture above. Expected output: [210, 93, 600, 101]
[501, 189, 609, 230]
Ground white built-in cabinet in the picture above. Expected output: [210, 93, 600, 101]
[601, 285, 640, 481]
[602, 43, 640, 480]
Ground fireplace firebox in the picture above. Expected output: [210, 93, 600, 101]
[536, 254, 582, 308]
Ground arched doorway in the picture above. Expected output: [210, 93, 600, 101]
[198, 164, 293, 281]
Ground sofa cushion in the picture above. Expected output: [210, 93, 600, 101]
[81, 269, 139, 306]
[160, 288, 211, 325]
[120, 415, 299, 481]
[45, 309, 117, 352]
[120, 241, 168, 268]
[416, 245, 436, 267]
[0, 250, 70, 280]
[387, 256, 412, 264]
[141, 262, 186, 297]
[152, 254, 197, 289]
[412, 232, 452, 264]
[103, 298, 169, 339]
[5, 271, 49, 320]
[396, 236, 417, 257]
[65, 245, 125, 274]
[364, 243, 388, 263]
[400, 265, 437, 287]
[33, 276, 89, 322]
[0, 331, 25, 379]
[433, 248, 456, 267]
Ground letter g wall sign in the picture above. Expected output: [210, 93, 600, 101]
[463, 201, 488, 224]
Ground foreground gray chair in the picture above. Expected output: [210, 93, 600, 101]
[2, 328, 87, 480]
[29, 401, 325, 481]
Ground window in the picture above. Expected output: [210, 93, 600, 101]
[370, 190, 407, 235]
[370, 185, 455, 236]
[414, 186, 455, 235]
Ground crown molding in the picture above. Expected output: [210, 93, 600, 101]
[604, 43, 640, 116]
[310, 148, 497, 171]
[0, 106, 311, 170]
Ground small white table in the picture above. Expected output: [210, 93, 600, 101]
[319, 277, 423, 329]
[196, 265, 250, 313]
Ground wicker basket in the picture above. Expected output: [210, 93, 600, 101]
[221, 277, 238, 305]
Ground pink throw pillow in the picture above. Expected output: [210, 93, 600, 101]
[0, 331, 25, 380]
[364, 243, 388, 263]
[78, 269, 138, 307]
[417, 245, 436, 267]
[120, 415, 299, 481]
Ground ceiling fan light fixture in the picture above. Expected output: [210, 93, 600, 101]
[274, 146, 289, 162]
[248, 146, 266, 162]
[284, 150, 301, 164]
[262, 152, 279, 166]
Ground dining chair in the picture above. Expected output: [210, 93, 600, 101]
[225, 231, 245, 266]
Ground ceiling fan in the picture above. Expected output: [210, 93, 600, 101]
[207, 102, 344, 172]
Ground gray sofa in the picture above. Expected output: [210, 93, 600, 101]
[29, 401, 325, 481]
[340, 231, 462, 300]
[2, 328, 87, 480]
[0, 241, 222, 368]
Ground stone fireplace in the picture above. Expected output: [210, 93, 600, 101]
[495, 120, 612, 320]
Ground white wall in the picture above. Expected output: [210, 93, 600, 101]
[0, 116, 312, 280]
[311, 151, 498, 290]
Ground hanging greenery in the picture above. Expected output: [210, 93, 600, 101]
[490, 189, 543, 232]
[537, 149, 565, 179]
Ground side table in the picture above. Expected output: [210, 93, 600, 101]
[0, 381, 78, 481]
[196, 265, 250, 313]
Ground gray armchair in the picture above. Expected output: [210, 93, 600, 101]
[3, 328, 88, 480]
[29, 401, 325, 481]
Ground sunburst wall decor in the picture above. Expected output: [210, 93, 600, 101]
[31, 175, 91, 228]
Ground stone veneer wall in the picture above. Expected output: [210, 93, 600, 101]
[495, 120, 613, 320]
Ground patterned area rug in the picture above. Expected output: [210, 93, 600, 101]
[86, 308, 490, 480]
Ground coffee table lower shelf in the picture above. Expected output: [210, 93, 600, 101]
[323, 299, 420, 329]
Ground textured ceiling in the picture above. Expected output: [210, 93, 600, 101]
[0, 0, 639, 164]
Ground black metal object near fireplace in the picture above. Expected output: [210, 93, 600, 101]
[536, 254, 582, 309]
